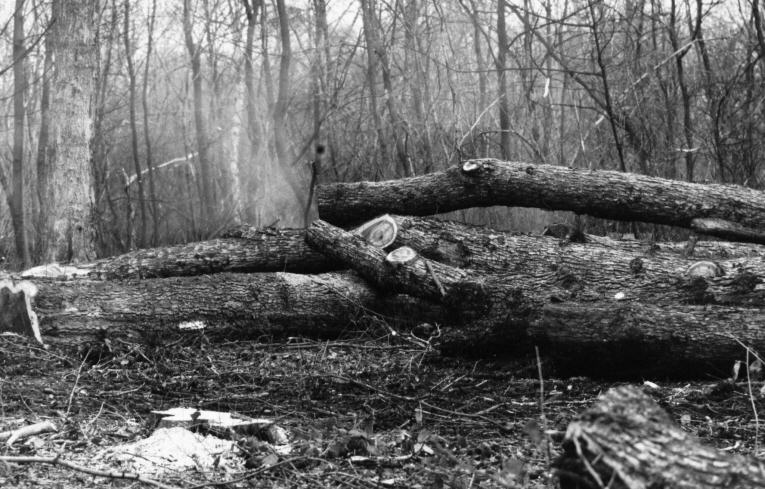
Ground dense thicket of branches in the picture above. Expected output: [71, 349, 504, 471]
[0, 0, 764, 264]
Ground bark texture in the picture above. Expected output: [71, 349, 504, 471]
[27, 271, 441, 346]
[85, 228, 337, 279]
[306, 220, 765, 376]
[41, 0, 97, 263]
[318, 159, 765, 244]
[556, 386, 765, 488]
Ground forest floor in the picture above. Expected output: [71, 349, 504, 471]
[0, 330, 762, 489]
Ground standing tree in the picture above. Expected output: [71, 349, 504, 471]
[123, 0, 147, 247]
[183, 0, 214, 233]
[496, 0, 511, 160]
[39, 0, 97, 263]
[10, 0, 31, 267]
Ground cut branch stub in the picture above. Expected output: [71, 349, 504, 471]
[386, 246, 418, 265]
[353, 214, 398, 248]
[461, 160, 483, 173]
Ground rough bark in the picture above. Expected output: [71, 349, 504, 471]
[10, 0, 30, 267]
[556, 386, 765, 488]
[123, 0, 147, 247]
[183, 0, 214, 229]
[53, 215, 765, 288]
[85, 230, 337, 279]
[15, 272, 441, 346]
[318, 159, 765, 244]
[496, 0, 511, 159]
[306, 220, 765, 376]
[41, 0, 97, 263]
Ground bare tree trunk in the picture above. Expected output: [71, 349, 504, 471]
[40, 0, 97, 263]
[372, 1, 412, 177]
[359, 0, 389, 173]
[588, 0, 627, 172]
[402, 0, 432, 171]
[240, 0, 262, 223]
[142, 0, 159, 246]
[669, 0, 695, 181]
[496, 0, 511, 159]
[273, 0, 291, 166]
[317, 159, 765, 243]
[35, 18, 52, 258]
[11, 0, 31, 267]
[183, 0, 214, 232]
[123, 0, 147, 247]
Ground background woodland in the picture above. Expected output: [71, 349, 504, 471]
[0, 0, 764, 266]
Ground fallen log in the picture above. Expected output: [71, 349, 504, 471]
[23, 216, 397, 281]
[556, 385, 765, 488]
[306, 219, 765, 376]
[318, 159, 765, 243]
[17, 272, 443, 346]
[87, 230, 337, 279]
[392, 217, 765, 308]
[13, 215, 758, 283]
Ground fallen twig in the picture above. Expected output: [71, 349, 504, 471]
[0, 455, 183, 489]
[0, 421, 57, 446]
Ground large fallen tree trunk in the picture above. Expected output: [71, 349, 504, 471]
[318, 159, 765, 243]
[306, 220, 765, 376]
[392, 216, 765, 309]
[86, 229, 337, 279]
[13, 214, 760, 282]
[20, 272, 443, 346]
[556, 385, 765, 488]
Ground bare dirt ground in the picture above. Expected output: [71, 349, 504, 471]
[0, 328, 762, 489]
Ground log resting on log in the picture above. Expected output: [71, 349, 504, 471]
[318, 159, 765, 243]
[13, 215, 759, 282]
[22, 272, 443, 346]
[392, 216, 765, 309]
[556, 386, 765, 488]
[306, 219, 765, 376]
[87, 230, 337, 279]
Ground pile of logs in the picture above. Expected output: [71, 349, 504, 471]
[4, 158, 765, 377]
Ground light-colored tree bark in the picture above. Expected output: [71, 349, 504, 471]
[11, 0, 31, 267]
[496, 0, 511, 159]
[183, 0, 215, 232]
[39, 0, 98, 263]
[123, 0, 147, 247]
[142, 0, 159, 246]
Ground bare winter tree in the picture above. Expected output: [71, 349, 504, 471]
[38, 0, 97, 263]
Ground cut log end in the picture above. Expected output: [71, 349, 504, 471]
[386, 246, 418, 266]
[461, 160, 483, 174]
[354, 214, 399, 248]
[0, 280, 43, 345]
[686, 260, 724, 278]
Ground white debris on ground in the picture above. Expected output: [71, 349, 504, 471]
[99, 427, 242, 476]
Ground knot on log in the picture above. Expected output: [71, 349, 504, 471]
[629, 257, 644, 275]
[730, 271, 759, 293]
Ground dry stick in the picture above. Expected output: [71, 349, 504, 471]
[535, 346, 551, 467]
[65, 353, 89, 419]
[0, 421, 57, 446]
[0, 455, 182, 489]
[423, 260, 446, 297]
[745, 348, 761, 455]
[187, 456, 325, 489]
[332, 375, 417, 402]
